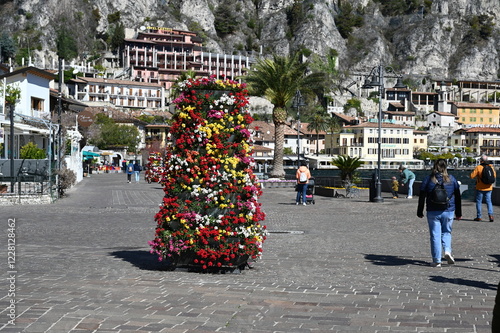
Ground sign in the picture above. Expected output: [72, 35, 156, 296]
[77, 110, 95, 127]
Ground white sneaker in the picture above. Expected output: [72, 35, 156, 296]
[444, 252, 455, 265]
[430, 262, 441, 267]
[296, 202, 299, 205]
[303, 203, 306, 206]
[407, 196, 412, 199]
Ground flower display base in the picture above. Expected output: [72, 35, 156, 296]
[166, 251, 250, 273]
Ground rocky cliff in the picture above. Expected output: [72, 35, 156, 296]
[0, 0, 498, 82]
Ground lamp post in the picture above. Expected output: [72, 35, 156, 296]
[292, 90, 305, 167]
[362, 64, 405, 203]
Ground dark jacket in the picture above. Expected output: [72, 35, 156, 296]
[417, 173, 462, 217]
[133, 163, 142, 172]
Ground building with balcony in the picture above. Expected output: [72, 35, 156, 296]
[0, 66, 55, 159]
[450, 127, 500, 156]
[122, 27, 253, 91]
[68, 77, 165, 110]
[325, 121, 422, 169]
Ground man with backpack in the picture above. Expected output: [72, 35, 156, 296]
[295, 161, 311, 206]
[470, 155, 496, 222]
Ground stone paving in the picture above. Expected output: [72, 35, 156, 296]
[0, 172, 499, 333]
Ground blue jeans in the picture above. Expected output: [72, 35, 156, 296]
[427, 210, 454, 263]
[407, 178, 415, 197]
[475, 190, 493, 218]
[296, 183, 307, 204]
[134, 171, 140, 182]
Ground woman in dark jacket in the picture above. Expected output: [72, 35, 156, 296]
[417, 159, 462, 267]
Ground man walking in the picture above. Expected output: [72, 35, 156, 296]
[470, 155, 496, 222]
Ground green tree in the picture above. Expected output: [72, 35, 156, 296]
[109, 22, 125, 51]
[89, 114, 141, 152]
[214, 0, 239, 36]
[326, 116, 341, 154]
[20, 142, 46, 159]
[244, 53, 325, 177]
[56, 26, 78, 60]
[0, 33, 16, 62]
[331, 155, 364, 182]
[334, 2, 364, 39]
[306, 108, 328, 156]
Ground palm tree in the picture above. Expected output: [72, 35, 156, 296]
[331, 155, 364, 182]
[326, 116, 341, 156]
[244, 53, 325, 177]
[306, 107, 328, 156]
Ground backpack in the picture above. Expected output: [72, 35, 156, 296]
[481, 164, 495, 184]
[429, 181, 451, 209]
[299, 171, 307, 183]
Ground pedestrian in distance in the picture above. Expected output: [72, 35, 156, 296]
[417, 159, 462, 268]
[391, 176, 399, 199]
[295, 161, 311, 206]
[399, 165, 416, 198]
[470, 155, 496, 222]
[126, 161, 134, 183]
[133, 161, 142, 183]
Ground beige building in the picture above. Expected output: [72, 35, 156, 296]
[326, 121, 423, 169]
[450, 127, 500, 156]
[451, 102, 500, 126]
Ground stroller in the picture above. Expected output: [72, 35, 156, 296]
[305, 177, 315, 205]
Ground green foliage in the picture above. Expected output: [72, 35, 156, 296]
[214, 0, 239, 36]
[0, 33, 17, 61]
[286, 0, 304, 39]
[90, 116, 141, 152]
[136, 114, 169, 124]
[109, 22, 125, 51]
[335, 2, 364, 39]
[373, 0, 422, 16]
[343, 98, 362, 114]
[20, 142, 46, 159]
[188, 21, 208, 43]
[416, 150, 436, 161]
[56, 26, 78, 60]
[107, 11, 121, 24]
[331, 155, 364, 181]
[1, 83, 21, 105]
[468, 15, 494, 40]
[283, 147, 293, 155]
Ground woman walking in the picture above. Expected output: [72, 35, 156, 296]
[417, 159, 462, 267]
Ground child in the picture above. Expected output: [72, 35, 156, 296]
[391, 176, 399, 199]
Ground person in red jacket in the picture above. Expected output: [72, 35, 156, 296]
[295, 161, 311, 206]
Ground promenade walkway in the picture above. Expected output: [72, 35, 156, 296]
[0, 172, 498, 332]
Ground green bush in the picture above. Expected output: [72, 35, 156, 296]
[20, 142, 46, 159]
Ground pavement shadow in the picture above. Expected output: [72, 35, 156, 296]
[429, 275, 497, 290]
[364, 254, 429, 266]
[109, 249, 172, 271]
[490, 254, 500, 267]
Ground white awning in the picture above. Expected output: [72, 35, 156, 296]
[0, 120, 50, 135]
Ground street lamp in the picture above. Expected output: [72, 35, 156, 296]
[292, 90, 306, 167]
[362, 64, 405, 203]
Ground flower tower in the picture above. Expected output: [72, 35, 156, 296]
[149, 76, 267, 271]
[145, 152, 164, 184]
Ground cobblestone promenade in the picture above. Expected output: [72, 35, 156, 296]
[0, 173, 498, 332]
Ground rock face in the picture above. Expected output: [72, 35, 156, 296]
[0, 0, 498, 81]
